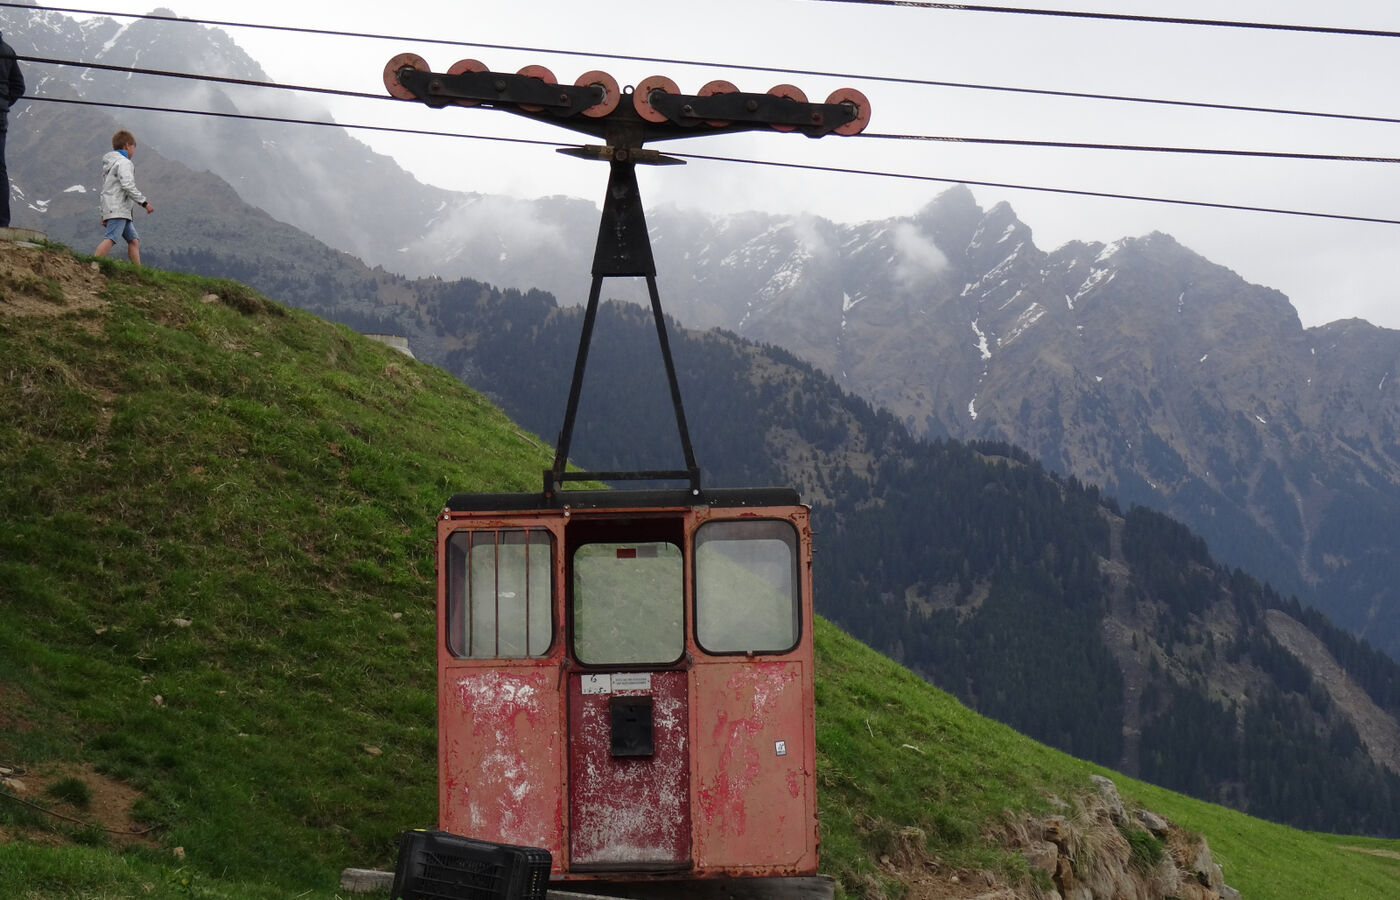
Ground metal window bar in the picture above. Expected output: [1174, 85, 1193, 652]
[524, 531, 533, 655]
[465, 532, 474, 656]
[463, 528, 547, 658]
[493, 530, 501, 658]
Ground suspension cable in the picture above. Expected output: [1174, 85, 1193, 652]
[27, 94, 1400, 227]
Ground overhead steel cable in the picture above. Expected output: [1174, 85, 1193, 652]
[860, 132, 1400, 165]
[800, 0, 1400, 39]
[20, 54, 1400, 167]
[7, 2, 1400, 127]
[18, 53, 385, 101]
[24, 94, 1400, 228]
[30, 94, 569, 149]
[670, 149, 1400, 226]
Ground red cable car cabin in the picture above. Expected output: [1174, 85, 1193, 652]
[435, 487, 818, 884]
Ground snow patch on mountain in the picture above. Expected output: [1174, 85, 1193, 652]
[1095, 239, 1126, 263]
[1073, 267, 1115, 304]
[998, 289, 1026, 312]
[98, 22, 132, 56]
[999, 302, 1047, 347]
[971, 319, 992, 361]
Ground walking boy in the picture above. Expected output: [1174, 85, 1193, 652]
[94, 129, 153, 264]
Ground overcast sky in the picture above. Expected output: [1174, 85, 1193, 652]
[69, 0, 1400, 329]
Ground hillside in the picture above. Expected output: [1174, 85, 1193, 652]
[3, 243, 1399, 898]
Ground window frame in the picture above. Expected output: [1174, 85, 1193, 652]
[569, 538, 686, 668]
[444, 526, 555, 660]
[692, 517, 803, 657]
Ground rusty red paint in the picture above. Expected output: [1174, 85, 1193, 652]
[436, 501, 818, 881]
[690, 660, 816, 871]
[438, 665, 564, 859]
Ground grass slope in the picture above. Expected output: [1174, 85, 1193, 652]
[0, 245, 1396, 899]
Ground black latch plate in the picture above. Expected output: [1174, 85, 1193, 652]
[609, 695, 654, 757]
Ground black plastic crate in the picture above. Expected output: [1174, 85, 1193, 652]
[391, 830, 552, 900]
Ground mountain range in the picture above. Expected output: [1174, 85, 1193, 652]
[5, 2, 1400, 837]
[643, 189, 1400, 669]
[6, 2, 1396, 665]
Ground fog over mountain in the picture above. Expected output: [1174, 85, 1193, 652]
[2, 1, 606, 295]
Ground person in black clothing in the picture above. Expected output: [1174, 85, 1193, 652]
[0, 33, 25, 228]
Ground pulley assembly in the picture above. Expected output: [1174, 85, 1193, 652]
[383, 56, 870, 141]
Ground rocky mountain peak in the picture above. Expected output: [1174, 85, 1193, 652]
[910, 185, 985, 257]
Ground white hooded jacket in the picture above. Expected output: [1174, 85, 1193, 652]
[99, 149, 146, 220]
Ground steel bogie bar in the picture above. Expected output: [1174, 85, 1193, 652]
[383, 56, 871, 139]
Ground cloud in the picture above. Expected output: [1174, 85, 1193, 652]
[890, 221, 948, 290]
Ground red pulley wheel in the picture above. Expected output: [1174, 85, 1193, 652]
[697, 79, 739, 126]
[575, 70, 620, 118]
[383, 53, 429, 100]
[633, 75, 680, 123]
[446, 58, 488, 107]
[766, 84, 807, 132]
[826, 87, 871, 135]
[516, 64, 557, 112]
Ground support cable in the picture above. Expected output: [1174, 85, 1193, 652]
[799, 0, 1400, 40]
[16, 89, 1400, 229]
[7, 3, 1400, 127]
[22, 56, 1400, 167]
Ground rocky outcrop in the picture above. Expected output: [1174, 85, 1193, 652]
[1002, 776, 1239, 900]
[866, 776, 1239, 900]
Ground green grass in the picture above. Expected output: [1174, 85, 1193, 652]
[1, 247, 1398, 898]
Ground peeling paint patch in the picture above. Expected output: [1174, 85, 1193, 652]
[440, 667, 561, 857]
[692, 661, 811, 868]
[568, 671, 691, 866]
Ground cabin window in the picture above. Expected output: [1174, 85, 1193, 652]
[572, 542, 683, 666]
[695, 520, 800, 654]
[445, 529, 553, 658]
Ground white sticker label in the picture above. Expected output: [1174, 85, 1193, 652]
[612, 672, 652, 692]
[581, 674, 611, 695]
[775, 740, 788, 757]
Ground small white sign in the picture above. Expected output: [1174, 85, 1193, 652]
[612, 672, 652, 692]
[581, 674, 611, 695]
[775, 740, 788, 757]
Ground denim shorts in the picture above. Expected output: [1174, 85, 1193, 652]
[103, 217, 138, 243]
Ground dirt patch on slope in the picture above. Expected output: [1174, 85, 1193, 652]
[0, 759, 160, 850]
[0, 240, 108, 319]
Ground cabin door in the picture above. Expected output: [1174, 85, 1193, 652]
[565, 537, 692, 870]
